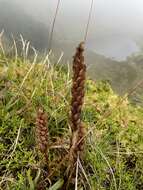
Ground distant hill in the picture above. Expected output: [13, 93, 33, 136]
[52, 41, 142, 97]
[0, 1, 49, 50]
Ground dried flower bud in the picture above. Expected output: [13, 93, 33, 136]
[36, 108, 48, 154]
[69, 42, 86, 166]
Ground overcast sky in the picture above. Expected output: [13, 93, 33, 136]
[12, 0, 143, 39]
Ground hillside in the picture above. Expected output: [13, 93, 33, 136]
[0, 48, 143, 189]
[50, 40, 143, 100]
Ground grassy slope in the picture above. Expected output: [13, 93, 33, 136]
[0, 52, 143, 190]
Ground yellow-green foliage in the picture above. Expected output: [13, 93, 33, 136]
[0, 53, 143, 189]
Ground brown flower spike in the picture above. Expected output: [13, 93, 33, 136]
[63, 42, 86, 189]
[36, 108, 48, 161]
[70, 42, 86, 165]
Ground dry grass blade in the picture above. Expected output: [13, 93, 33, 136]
[20, 47, 37, 89]
[11, 35, 18, 62]
[90, 144, 118, 190]
[0, 29, 5, 55]
[78, 159, 92, 190]
[75, 154, 79, 190]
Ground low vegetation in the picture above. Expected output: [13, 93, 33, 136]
[0, 44, 143, 189]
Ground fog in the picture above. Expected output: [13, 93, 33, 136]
[1, 0, 143, 59]
[15, 0, 143, 38]
[1, 0, 143, 96]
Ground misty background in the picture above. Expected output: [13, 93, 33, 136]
[0, 0, 143, 101]
[14, 0, 143, 60]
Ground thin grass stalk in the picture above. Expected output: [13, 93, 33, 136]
[48, 0, 61, 51]
[0, 30, 5, 56]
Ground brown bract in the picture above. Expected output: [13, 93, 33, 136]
[68, 42, 86, 180]
[71, 42, 86, 133]
[36, 108, 48, 155]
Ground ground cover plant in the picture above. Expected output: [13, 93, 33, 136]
[0, 40, 143, 189]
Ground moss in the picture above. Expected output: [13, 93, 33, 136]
[0, 53, 143, 189]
